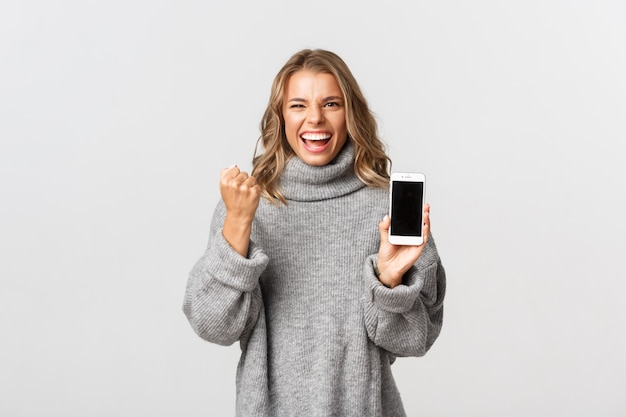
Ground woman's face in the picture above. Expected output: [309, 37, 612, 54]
[282, 70, 348, 166]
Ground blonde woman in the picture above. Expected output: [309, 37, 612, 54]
[183, 49, 446, 417]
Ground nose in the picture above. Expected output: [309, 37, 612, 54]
[306, 106, 324, 125]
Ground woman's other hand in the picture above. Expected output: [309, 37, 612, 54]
[375, 204, 431, 288]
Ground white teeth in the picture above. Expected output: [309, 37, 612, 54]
[301, 133, 331, 141]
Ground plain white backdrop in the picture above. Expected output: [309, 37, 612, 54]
[1, 0, 625, 416]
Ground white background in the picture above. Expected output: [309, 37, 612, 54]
[1, 1, 625, 416]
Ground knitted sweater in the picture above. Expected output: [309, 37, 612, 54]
[183, 142, 446, 417]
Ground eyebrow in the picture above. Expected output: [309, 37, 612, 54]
[286, 96, 344, 103]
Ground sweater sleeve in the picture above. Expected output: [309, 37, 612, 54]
[362, 235, 446, 357]
[182, 202, 269, 346]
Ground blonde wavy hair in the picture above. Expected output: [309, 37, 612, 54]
[252, 49, 391, 204]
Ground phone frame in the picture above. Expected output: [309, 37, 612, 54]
[388, 172, 426, 246]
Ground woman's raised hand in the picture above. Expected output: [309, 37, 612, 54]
[219, 165, 261, 257]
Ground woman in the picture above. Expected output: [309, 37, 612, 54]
[183, 49, 446, 417]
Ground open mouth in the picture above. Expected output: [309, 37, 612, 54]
[301, 132, 332, 149]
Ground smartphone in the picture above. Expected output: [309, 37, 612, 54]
[388, 172, 426, 246]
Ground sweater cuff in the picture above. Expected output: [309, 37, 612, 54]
[202, 232, 268, 292]
[365, 255, 422, 313]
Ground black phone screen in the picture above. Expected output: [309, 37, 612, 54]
[390, 181, 423, 236]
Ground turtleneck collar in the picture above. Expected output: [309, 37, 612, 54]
[280, 141, 366, 202]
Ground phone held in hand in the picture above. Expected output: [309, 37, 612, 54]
[388, 172, 426, 246]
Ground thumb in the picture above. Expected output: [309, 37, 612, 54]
[378, 214, 390, 244]
[220, 164, 240, 181]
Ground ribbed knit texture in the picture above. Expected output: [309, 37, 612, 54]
[183, 142, 446, 417]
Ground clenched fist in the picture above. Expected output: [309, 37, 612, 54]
[219, 165, 262, 258]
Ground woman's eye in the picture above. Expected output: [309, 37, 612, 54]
[325, 102, 339, 107]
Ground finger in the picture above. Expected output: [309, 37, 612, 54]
[422, 204, 431, 243]
[243, 175, 257, 187]
[233, 171, 253, 188]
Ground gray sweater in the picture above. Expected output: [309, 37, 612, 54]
[183, 142, 446, 416]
